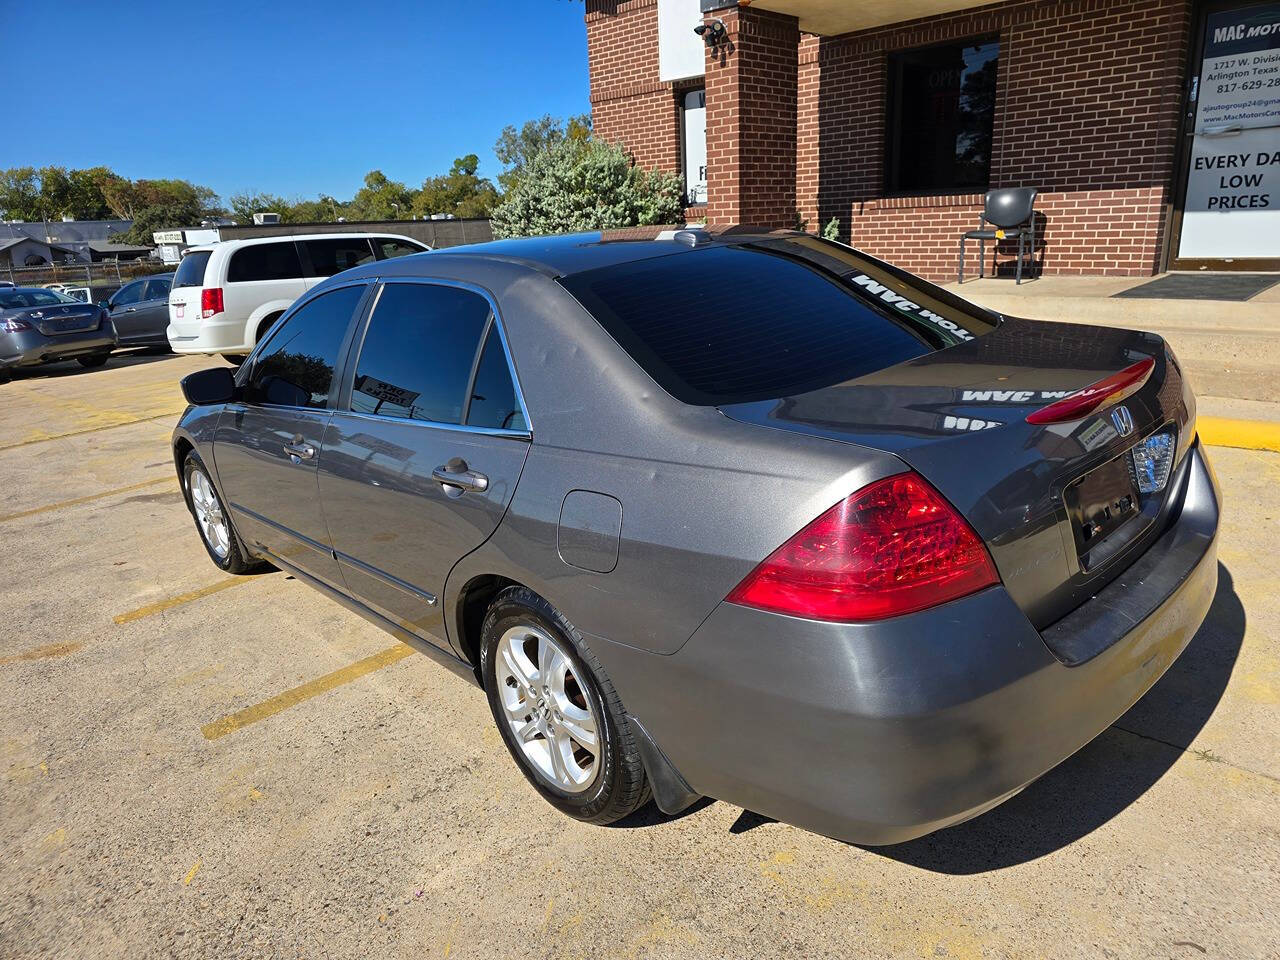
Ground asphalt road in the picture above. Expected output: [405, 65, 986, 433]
[1, 352, 1277, 960]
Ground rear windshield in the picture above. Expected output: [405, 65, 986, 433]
[173, 251, 211, 289]
[0, 289, 80, 309]
[559, 238, 999, 406]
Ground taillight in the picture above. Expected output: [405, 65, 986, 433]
[201, 288, 224, 319]
[1, 318, 33, 332]
[726, 472, 999, 622]
[1025, 357, 1154, 425]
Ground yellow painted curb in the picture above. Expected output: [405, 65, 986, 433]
[1198, 417, 1280, 454]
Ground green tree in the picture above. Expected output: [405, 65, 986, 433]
[411, 154, 499, 220]
[493, 113, 591, 194]
[348, 170, 415, 221]
[0, 167, 41, 220]
[108, 179, 223, 245]
[228, 190, 292, 224]
[490, 137, 683, 239]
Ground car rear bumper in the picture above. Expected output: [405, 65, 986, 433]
[591, 440, 1220, 845]
[0, 324, 117, 369]
[167, 314, 249, 354]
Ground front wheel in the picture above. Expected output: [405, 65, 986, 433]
[182, 451, 261, 574]
[76, 353, 110, 368]
[481, 586, 650, 824]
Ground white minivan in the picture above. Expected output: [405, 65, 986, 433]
[166, 233, 429, 358]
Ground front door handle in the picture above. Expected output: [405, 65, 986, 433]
[125, 307, 137, 312]
[432, 458, 489, 493]
[283, 441, 316, 463]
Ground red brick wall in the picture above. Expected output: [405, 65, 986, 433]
[704, 7, 801, 227]
[586, 0, 684, 173]
[799, 0, 1192, 279]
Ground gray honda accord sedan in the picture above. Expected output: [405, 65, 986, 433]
[172, 229, 1219, 845]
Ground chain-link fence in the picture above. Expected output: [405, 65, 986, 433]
[2, 259, 165, 300]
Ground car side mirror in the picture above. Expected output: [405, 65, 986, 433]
[101, 300, 112, 310]
[181, 367, 236, 406]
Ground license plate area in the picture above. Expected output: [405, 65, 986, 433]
[1066, 452, 1140, 568]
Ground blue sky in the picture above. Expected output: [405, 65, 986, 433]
[1, 0, 589, 202]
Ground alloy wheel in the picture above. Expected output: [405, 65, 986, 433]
[494, 624, 601, 793]
[189, 469, 230, 560]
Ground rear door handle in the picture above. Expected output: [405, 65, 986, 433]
[125, 307, 137, 312]
[283, 441, 316, 462]
[432, 461, 489, 493]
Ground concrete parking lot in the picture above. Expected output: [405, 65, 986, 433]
[1, 351, 1277, 960]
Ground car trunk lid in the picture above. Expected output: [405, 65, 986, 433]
[25, 303, 101, 336]
[719, 316, 1197, 629]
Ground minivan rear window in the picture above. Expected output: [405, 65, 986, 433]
[173, 251, 211, 289]
[561, 242, 973, 406]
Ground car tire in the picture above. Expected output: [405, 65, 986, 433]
[182, 450, 262, 574]
[77, 353, 110, 368]
[481, 586, 651, 825]
[221, 354, 248, 366]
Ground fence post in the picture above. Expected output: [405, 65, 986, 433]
[114, 260, 122, 284]
[85, 264, 92, 288]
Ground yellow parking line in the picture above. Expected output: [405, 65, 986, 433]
[0, 477, 174, 523]
[201, 644, 414, 741]
[113, 578, 250, 625]
[0, 410, 183, 452]
[182, 860, 202, 886]
[1199, 417, 1280, 453]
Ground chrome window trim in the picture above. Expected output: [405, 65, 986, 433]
[342, 275, 533, 437]
[328, 407, 531, 440]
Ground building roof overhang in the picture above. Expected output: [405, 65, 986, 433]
[706, 0, 1003, 35]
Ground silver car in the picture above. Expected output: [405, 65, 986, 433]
[172, 230, 1219, 845]
[1, 286, 117, 378]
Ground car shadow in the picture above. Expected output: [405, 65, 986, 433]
[5, 349, 179, 381]
[859, 562, 1245, 874]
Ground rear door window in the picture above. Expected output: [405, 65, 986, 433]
[111, 280, 145, 306]
[349, 282, 492, 424]
[228, 242, 305, 283]
[466, 324, 526, 431]
[142, 277, 171, 300]
[374, 237, 427, 260]
[172, 251, 210, 288]
[302, 237, 377, 277]
[560, 243, 947, 406]
[247, 284, 366, 408]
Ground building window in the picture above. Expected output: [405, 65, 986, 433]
[886, 38, 999, 193]
[681, 88, 707, 206]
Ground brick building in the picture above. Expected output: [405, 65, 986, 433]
[585, 0, 1280, 280]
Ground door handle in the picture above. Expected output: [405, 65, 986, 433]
[125, 307, 137, 312]
[432, 460, 489, 493]
[283, 441, 316, 463]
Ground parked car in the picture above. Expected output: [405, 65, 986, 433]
[171, 230, 1219, 845]
[1, 286, 117, 378]
[166, 233, 430, 360]
[103, 272, 174, 349]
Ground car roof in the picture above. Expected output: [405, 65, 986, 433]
[180, 232, 423, 257]
[420, 228, 793, 279]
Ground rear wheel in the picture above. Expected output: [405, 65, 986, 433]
[481, 587, 650, 824]
[76, 353, 109, 368]
[183, 451, 261, 574]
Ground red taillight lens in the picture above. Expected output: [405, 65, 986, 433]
[1025, 357, 1154, 425]
[1, 317, 33, 332]
[726, 472, 999, 622]
[200, 287, 224, 319]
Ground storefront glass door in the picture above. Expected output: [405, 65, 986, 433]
[1176, 1, 1280, 265]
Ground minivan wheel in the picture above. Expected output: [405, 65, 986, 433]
[182, 451, 261, 574]
[481, 586, 650, 824]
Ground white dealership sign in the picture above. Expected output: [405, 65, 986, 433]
[1179, 4, 1280, 259]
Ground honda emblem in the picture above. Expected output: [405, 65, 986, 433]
[1111, 405, 1135, 437]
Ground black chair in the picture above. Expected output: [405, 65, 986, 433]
[958, 187, 1037, 284]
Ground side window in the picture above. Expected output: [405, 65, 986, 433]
[375, 238, 426, 260]
[112, 281, 144, 306]
[227, 242, 305, 283]
[350, 283, 490, 424]
[466, 325, 525, 431]
[248, 284, 365, 408]
[303, 238, 376, 276]
[142, 277, 171, 300]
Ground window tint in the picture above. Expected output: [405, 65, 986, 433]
[560, 243, 945, 406]
[112, 281, 144, 306]
[466, 325, 525, 431]
[374, 237, 426, 260]
[173, 251, 210, 288]
[0, 289, 75, 309]
[303, 237, 376, 276]
[142, 277, 171, 300]
[227, 242, 304, 283]
[351, 283, 491, 424]
[248, 284, 365, 408]
[887, 39, 998, 192]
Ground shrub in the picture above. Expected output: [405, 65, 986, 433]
[491, 138, 685, 238]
